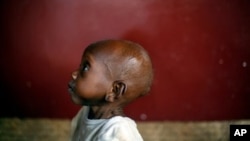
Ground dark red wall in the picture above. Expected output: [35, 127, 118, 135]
[1, 0, 250, 121]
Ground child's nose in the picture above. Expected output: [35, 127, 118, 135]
[71, 71, 78, 80]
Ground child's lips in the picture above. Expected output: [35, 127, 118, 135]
[68, 87, 74, 94]
[68, 82, 75, 94]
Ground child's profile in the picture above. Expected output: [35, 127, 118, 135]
[68, 39, 153, 141]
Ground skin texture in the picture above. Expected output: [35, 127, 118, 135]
[68, 39, 153, 119]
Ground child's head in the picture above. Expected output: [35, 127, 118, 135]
[68, 39, 153, 107]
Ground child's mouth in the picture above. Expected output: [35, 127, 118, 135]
[68, 82, 75, 94]
[68, 87, 74, 94]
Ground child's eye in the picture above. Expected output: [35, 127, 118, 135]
[81, 62, 90, 72]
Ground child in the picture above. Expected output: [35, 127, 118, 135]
[68, 39, 153, 141]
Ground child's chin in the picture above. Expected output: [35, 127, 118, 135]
[71, 95, 83, 105]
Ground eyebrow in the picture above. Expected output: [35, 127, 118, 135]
[82, 53, 94, 63]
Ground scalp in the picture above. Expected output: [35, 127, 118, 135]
[85, 39, 154, 100]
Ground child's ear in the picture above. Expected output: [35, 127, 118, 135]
[113, 81, 127, 96]
[105, 81, 127, 102]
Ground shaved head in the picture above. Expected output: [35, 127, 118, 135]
[84, 39, 153, 101]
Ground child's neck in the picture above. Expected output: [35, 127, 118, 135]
[88, 104, 125, 119]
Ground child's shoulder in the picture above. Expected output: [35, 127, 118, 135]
[101, 116, 143, 140]
[108, 116, 135, 123]
[104, 116, 137, 130]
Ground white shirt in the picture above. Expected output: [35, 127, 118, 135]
[70, 106, 144, 141]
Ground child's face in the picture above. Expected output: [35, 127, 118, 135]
[68, 51, 111, 105]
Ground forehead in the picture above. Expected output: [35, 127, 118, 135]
[85, 42, 121, 55]
[82, 48, 112, 62]
[81, 40, 145, 67]
[83, 43, 126, 61]
[81, 49, 120, 71]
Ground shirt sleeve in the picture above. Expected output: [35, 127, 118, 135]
[98, 118, 144, 141]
